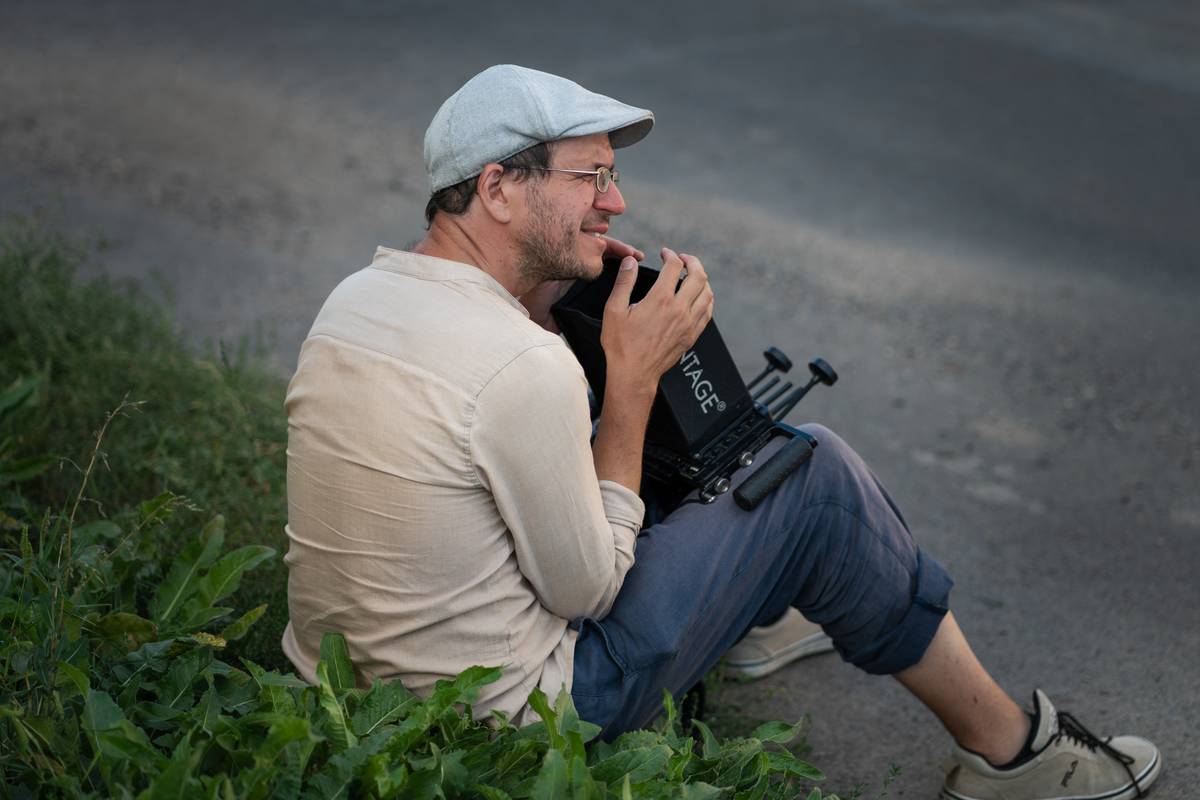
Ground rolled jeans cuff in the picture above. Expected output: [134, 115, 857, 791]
[843, 548, 953, 675]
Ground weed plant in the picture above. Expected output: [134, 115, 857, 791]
[0, 217, 290, 669]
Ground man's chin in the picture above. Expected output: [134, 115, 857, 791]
[581, 256, 606, 281]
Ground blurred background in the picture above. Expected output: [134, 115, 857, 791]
[3, 1, 1197, 794]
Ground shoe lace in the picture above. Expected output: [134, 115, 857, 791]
[1055, 711, 1143, 799]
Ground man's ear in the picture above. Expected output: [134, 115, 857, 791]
[474, 163, 515, 224]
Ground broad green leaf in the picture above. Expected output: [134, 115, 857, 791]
[176, 607, 234, 633]
[665, 747, 690, 783]
[197, 687, 223, 735]
[55, 660, 90, 697]
[527, 688, 564, 751]
[398, 765, 444, 800]
[150, 516, 226, 623]
[268, 744, 308, 800]
[139, 701, 186, 728]
[568, 752, 603, 799]
[691, 719, 721, 760]
[318, 632, 356, 692]
[94, 611, 158, 650]
[554, 687, 601, 744]
[362, 754, 407, 798]
[609, 730, 663, 752]
[145, 739, 199, 800]
[301, 732, 391, 800]
[159, 653, 206, 711]
[138, 491, 182, 528]
[732, 771, 769, 800]
[219, 604, 267, 642]
[805, 789, 823, 800]
[94, 729, 159, 761]
[195, 545, 275, 607]
[661, 688, 679, 732]
[82, 690, 160, 764]
[316, 660, 358, 751]
[431, 664, 502, 710]
[72, 519, 123, 544]
[256, 717, 312, 764]
[764, 750, 824, 780]
[473, 785, 513, 800]
[350, 678, 417, 737]
[750, 719, 804, 745]
[529, 748, 568, 800]
[590, 745, 672, 784]
[485, 737, 542, 788]
[713, 741, 764, 789]
[217, 671, 273, 714]
[438, 747, 471, 794]
[678, 783, 725, 799]
[0, 455, 55, 484]
[242, 660, 310, 688]
[0, 375, 39, 419]
[82, 690, 125, 733]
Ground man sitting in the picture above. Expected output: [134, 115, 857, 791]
[282, 64, 1160, 800]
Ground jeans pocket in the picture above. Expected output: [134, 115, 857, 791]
[571, 617, 629, 696]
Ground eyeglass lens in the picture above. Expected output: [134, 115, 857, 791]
[596, 167, 618, 193]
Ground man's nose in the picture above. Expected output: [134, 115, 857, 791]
[594, 181, 626, 215]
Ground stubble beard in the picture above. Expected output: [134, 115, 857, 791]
[515, 183, 599, 285]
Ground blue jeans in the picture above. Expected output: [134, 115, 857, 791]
[570, 424, 954, 738]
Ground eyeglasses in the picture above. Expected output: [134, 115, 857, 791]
[525, 166, 620, 193]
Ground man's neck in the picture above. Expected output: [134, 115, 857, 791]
[412, 223, 528, 298]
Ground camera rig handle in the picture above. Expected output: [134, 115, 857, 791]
[725, 353, 837, 510]
[733, 427, 818, 510]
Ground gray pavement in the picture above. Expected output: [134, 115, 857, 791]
[2, 1, 1198, 796]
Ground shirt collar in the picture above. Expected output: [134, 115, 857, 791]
[370, 246, 530, 318]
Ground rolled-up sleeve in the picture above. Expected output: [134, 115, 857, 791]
[470, 342, 643, 621]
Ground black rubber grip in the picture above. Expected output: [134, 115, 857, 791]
[733, 436, 815, 511]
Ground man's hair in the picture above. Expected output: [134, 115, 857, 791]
[424, 142, 553, 228]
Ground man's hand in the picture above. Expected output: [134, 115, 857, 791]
[591, 247, 714, 494]
[520, 235, 646, 333]
[601, 247, 714, 394]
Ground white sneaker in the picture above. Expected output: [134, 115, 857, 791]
[941, 689, 1162, 800]
[722, 608, 834, 679]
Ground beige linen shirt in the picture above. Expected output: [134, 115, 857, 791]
[282, 246, 644, 724]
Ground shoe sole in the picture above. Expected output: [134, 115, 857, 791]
[723, 632, 834, 679]
[940, 747, 1163, 800]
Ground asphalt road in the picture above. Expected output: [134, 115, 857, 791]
[3, 1, 1198, 796]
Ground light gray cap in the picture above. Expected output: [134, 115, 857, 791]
[424, 64, 654, 193]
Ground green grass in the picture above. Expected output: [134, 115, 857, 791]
[0, 215, 291, 670]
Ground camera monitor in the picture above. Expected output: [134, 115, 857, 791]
[551, 261, 753, 458]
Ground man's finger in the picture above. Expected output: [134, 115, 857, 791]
[604, 256, 639, 315]
[601, 235, 645, 263]
[651, 247, 685, 297]
[676, 253, 708, 306]
[690, 283, 714, 318]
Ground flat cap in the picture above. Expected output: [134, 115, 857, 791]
[424, 64, 654, 193]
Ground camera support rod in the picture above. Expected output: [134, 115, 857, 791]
[746, 347, 793, 391]
[769, 358, 839, 421]
[751, 375, 781, 400]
